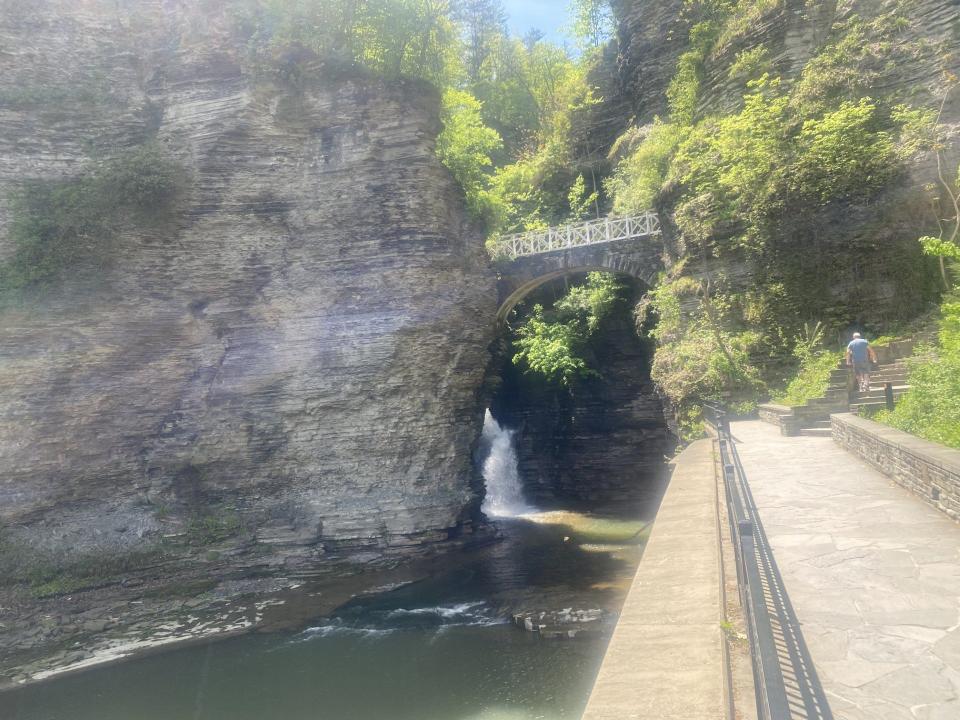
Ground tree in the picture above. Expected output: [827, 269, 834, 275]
[451, 0, 507, 84]
[568, 174, 598, 220]
[436, 90, 503, 222]
[894, 77, 960, 290]
[569, 0, 614, 52]
[922, 82, 960, 289]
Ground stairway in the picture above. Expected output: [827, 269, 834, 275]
[758, 339, 918, 437]
[848, 359, 911, 415]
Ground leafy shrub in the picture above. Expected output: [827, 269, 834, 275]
[512, 305, 598, 386]
[791, 98, 897, 202]
[436, 89, 503, 223]
[876, 291, 960, 449]
[727, 46, 772, 84]
[512, 272, 624, 386]
[772, 350, 842, 407]
[607, 120, 686, 214]
[641, 274, 767, 437]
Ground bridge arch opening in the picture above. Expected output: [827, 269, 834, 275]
[496, 265, 657, 325]
[479, 270, 675, 511]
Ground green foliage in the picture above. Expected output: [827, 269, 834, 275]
[727, 46, 772, 84]
[0, 143, 185, 298]
[483, 42, 596, 232]
[791, 7, 931, 115]
[644, 275, 766, 437]
[513, 305, 597, 385]
[555, 271, 623, 332]
[792, 99, 897, 202]
[0, 532, 168, 598]
[772, 350, 842, 407]
[607, 119, 686, 214]
[487, 137, 589, 233]
[666, 21, 718, 124]
[673, 75, 790, 236]
[892, 104, 939, 160]
[512, 272, 624, 385]
[876, 291, 960, 449]
[437, 89, 503, 222]
[452, 0, 508, 84]
[920, 235, 960, 260]
[568, 0, 615, 52]
[567, 174, 599, 220]
[716, 0, 780, 50]
[186, 510, 244, 546]
[237, 0, 464, 88]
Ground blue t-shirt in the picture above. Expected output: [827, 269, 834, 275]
[848, 338, 870, 363]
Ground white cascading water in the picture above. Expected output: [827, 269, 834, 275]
[480, 410, 535, 517]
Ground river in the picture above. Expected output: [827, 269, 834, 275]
[1, 412, 666, 720]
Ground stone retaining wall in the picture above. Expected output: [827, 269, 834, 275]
[581, 439, 726, 720]
[831, 414, 960, 522]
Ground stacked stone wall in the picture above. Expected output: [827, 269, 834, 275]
[832, 414, 960, 522]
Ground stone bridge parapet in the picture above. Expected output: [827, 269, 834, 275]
[495, 236, 665, 322]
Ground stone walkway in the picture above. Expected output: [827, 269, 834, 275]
[732, 420, 960, 720]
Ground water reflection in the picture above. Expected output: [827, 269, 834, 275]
[2, 417, 664, 720]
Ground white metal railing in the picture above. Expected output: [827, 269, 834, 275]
[491, 211, 661, 261]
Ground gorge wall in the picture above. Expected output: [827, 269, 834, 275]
[0, 0, 496, 584]
[605, 0, 959, 332]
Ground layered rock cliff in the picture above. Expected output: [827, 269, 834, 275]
[0, 0, 496, 587]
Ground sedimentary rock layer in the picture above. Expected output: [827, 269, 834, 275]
[0, 0, 496, 573]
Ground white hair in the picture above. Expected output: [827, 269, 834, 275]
[852, 332, 862, 339]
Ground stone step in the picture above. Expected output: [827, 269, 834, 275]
[865, 382, 909, 391]
[799, 428, 833, 437]
[850, 400, 889, 413]
[857, 387, 910, 401]
[803, 400, 848, 412]
[809, 420, 832, 429]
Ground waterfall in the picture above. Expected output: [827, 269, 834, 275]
[480, 410, 535, 517]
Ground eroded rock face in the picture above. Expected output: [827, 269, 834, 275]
[0, 0, 496, 575]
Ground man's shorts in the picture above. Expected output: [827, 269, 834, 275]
[853, 361, 871, 374]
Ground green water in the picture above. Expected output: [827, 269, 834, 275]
[1, 511, 657, 720]
[2, 625, 602, 720]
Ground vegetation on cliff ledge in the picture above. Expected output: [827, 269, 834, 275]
[235, 0, 610, 234]
[0, 143, 185, 301]
[603, 0, 949, 434]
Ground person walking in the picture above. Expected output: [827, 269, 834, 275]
[846, 332, 878, 393]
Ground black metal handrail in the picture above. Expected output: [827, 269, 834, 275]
[704, 405, 792, 720]
[706, 406, 834, 719]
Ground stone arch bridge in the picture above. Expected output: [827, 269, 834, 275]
[492, 212, 665, 323]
